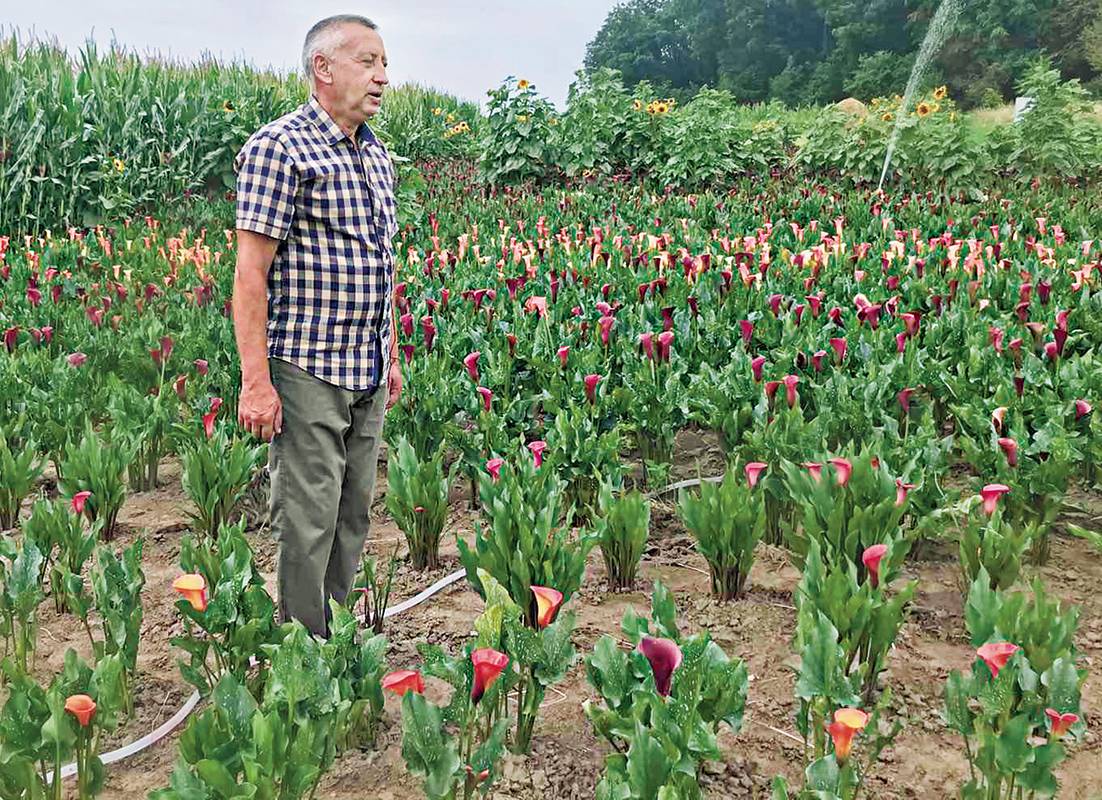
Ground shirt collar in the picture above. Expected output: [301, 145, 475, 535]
[305, 94, 380, 147]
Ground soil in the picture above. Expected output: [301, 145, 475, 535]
[25, 430, 1102, 800]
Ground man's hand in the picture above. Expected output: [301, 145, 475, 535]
[386, 361, 402, 411]
[238, 380, 283, 441]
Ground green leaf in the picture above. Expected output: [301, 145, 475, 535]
[399, 692, 461, 800]
[994, 713, 1036, 773]
[626, 721, 672, 800]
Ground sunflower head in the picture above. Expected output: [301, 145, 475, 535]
[517, 79, 530, 90]
[881, 112, 894, 122]
[432, 107, 443, 116]
[633, 99, 643, 111]
[915, 102, 932, 118]
[934, 85, 948, 101]
[655, 101, 669, 114]
[113, 158, 126, 173]
[222, 100, 235, 113]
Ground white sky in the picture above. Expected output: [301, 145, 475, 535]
[3, 0, 622, 107]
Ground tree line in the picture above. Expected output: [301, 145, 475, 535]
[583, 0, 1102, 107]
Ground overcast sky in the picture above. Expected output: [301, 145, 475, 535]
[4, 1, 622, 107]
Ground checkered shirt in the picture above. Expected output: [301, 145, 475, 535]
[234, 94, 397, 391]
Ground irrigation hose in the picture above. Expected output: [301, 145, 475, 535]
[62, 476, 719, 779]
[60, 566, 469, 780]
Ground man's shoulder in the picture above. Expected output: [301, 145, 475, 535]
[234, 104, 316, 169]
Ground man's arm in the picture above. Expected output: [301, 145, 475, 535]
[233, 230, 283, 440]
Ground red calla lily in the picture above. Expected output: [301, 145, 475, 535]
[744, 462, 767, 488]
[65, 694, 97, 727]
[382, 670, 425, 696]
[826, 708, 868, 763]
[471, 648, 509, 704]
[862, 544, 888, 587]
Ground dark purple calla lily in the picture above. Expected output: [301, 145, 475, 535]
[638, 636, 682, 697]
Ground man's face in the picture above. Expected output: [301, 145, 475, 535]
[325, 25, 389, 120]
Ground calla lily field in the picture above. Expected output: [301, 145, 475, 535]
[1, 41, 1102, 800]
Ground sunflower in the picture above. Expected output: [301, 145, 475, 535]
[881, 112, 894, 122]
[446, 113, 455, 123]
[517, 79, 530, 90]
[548, 117, 558, 126]
[655, 101, 669, 114]
[915, 102, 933, 117]
[933, 85, 948, 101]
[222, 100, 235, 113]
[633, 99, 643, 111]
[432, 107, 443, 116]
[113, 158, 126, 173]
[516, 114, 529, 123]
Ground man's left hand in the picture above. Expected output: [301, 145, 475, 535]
[386, 360, 402, 410]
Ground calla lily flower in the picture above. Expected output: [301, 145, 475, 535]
[67, 352, 88, 368]
[528, 440, 547, 468]
[194, 358, 209, 376]
[750, 355, 766, 382]
[826, 707, 868, 763]
[71, 491, 92, 515]
[638, 636, 682, 697]
[898, 388, 914, 413]
[1044, 709, 1079, 739]
[862, 544, 888, 587]
[471, 648, 509, 704]
[828, 457, 852, 487]
[463, 351, 480, 382]
[486, 458, 504, 483]
[557, 346, 570, 368]
[991, 407, 1007, 433]
[745, 462, 767, 488]
[783, 375, 799, 408]
[476, 386, 493, 413]
[584, 374, 601, 405]
[739, 320, 754, 345]
[525, 296, 548, 318]
[895, 479, 916, 507]
[530, 585, 563, 628]
[382, 670, 425, 696]
[639, 332, 655, 360]
[829, 337, 847, 363]
[976, 641, 1019, 679]
[421, 316, 436, 350]
[173, 573, 208, 612]
[64, 694, 97, 727]
[803, 462, 823, 482]
[656, 331, 674, 362]
[1075, 399, 1092, 420]
[997, 437, 1018, 467]
[980, 484, 1010, 515]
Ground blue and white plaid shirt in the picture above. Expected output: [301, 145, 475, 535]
[234, 94, 397, 391]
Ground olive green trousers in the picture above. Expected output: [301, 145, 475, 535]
[268, 358, 387, 637]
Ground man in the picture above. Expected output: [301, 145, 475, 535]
[232, 14, 400, 637]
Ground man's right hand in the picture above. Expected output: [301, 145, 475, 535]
[238, 380, 283, 441]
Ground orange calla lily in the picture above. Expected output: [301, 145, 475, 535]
[173, 573, 208, 611]
[65, 694, 97, 727]
[826, 707, 868, 763]
[530, 585, 563, 628]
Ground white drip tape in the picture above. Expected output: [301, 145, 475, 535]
[60, 567, 468, 780]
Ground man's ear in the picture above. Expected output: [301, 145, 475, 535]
[312, 52, 334, 86]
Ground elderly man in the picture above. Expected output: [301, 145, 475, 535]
[232, 14, 399, 637]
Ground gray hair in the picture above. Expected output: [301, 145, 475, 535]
[302, 15, 378, 83]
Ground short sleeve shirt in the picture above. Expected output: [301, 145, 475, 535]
[234, 94, 398, 391]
